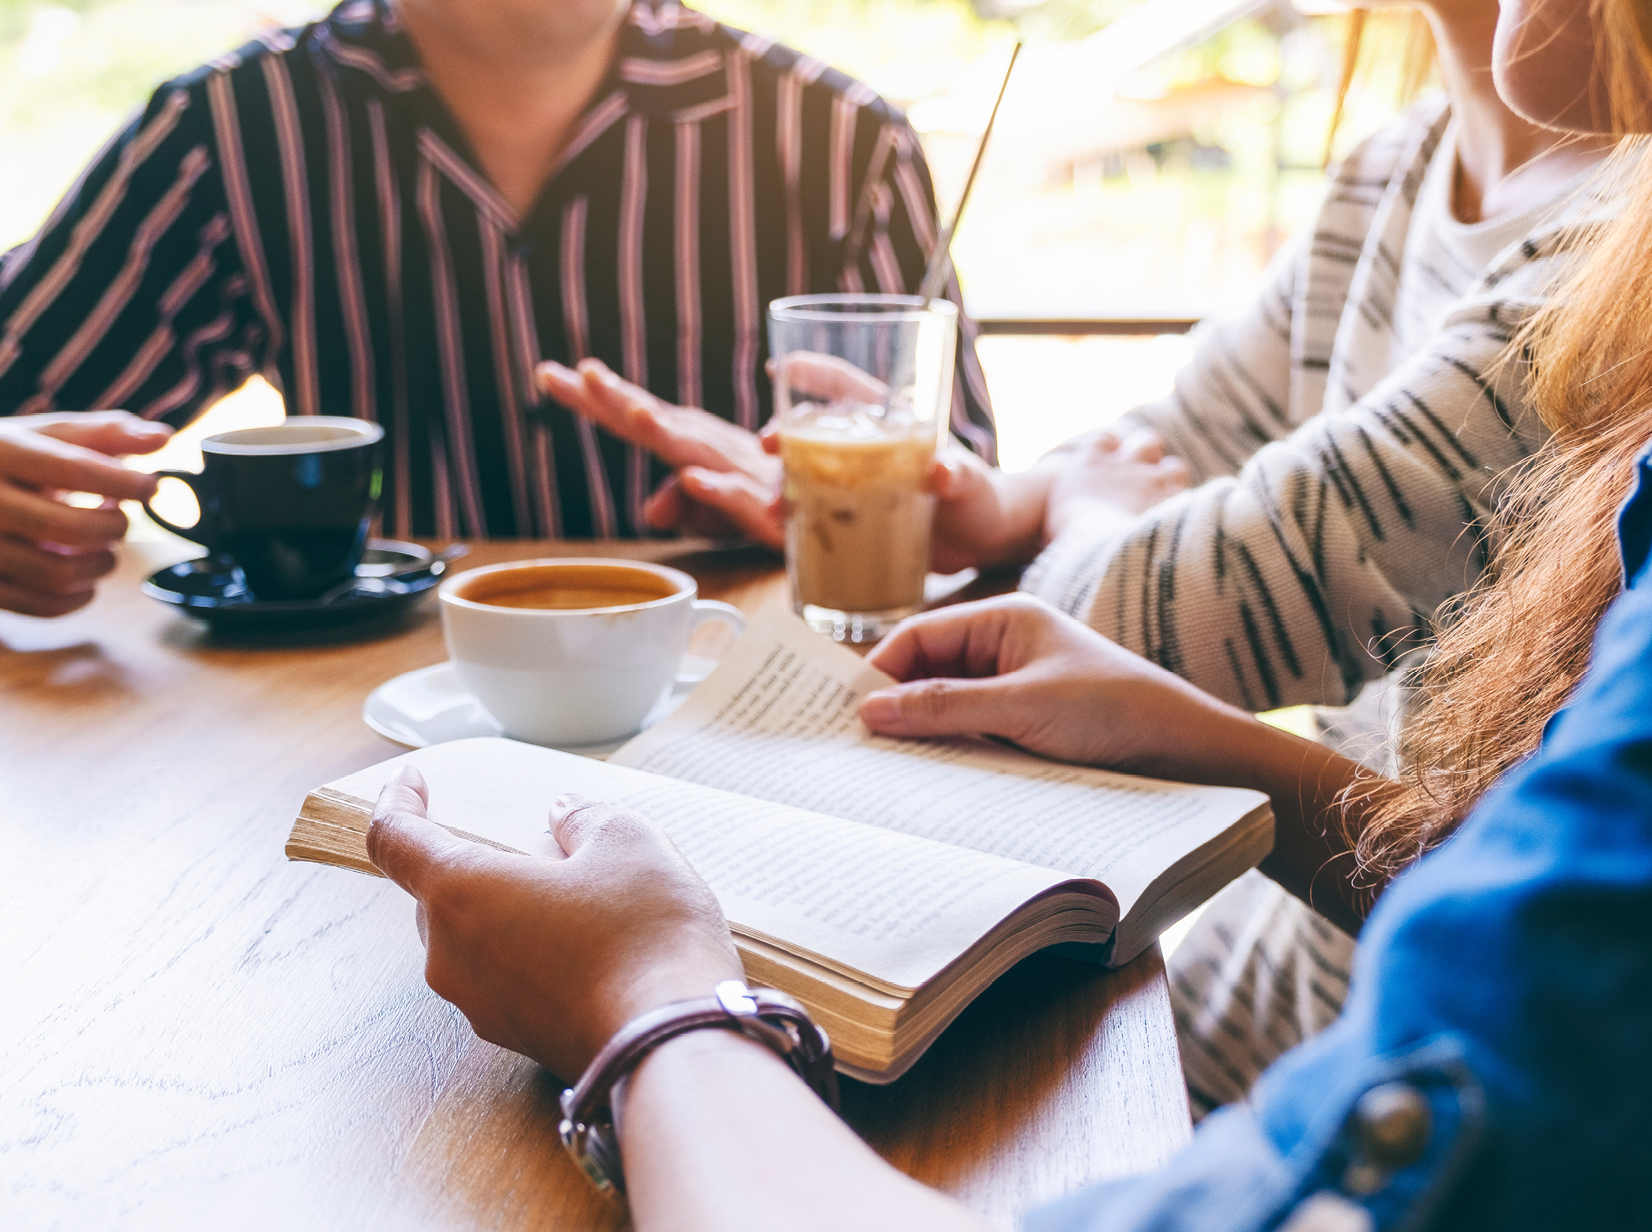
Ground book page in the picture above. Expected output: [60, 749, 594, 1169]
[612, 606, 1269, 917]
[322, 738, 1096, 993]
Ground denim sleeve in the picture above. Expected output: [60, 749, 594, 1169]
[1031, 453, 1652, 1232]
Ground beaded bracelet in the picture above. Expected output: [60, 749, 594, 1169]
[558, 980, 840, 1198]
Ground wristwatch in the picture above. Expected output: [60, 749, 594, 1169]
[558, 980, 840, 1198]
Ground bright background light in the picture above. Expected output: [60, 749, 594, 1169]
[0, 0, 1417, 481]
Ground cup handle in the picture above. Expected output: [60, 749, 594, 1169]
[677, 600, 747, 685]
[141, 470, 214, 548]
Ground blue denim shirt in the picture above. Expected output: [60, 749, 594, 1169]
[1032, 449, 1652, 1231]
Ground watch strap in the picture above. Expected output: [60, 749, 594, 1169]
[559, 980, 839, 1197]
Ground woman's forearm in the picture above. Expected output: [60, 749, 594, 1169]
[619, 1030, 989, 1232]
[1117, 688, 1376, 935]
[1207, 716, 1373, 935]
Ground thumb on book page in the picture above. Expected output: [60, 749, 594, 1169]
[367, 766, 485, 894]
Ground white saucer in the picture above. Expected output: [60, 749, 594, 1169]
[363, 659, 711, 759]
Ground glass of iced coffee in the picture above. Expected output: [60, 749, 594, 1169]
[768, 294, 957, 644]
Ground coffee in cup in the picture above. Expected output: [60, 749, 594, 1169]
[460, 564, 679, 610]
[142, 417, 384, 601]
[439, 558, 746, 746]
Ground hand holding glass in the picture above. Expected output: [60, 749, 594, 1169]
[768, 295, 957, 643]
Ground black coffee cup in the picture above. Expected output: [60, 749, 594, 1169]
[143, 417, 385, 601]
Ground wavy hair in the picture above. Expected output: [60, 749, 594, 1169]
[1340, 0, 1652, 896]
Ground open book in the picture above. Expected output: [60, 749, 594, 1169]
[288, 606, 1271, 1082]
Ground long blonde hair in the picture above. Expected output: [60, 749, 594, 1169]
[1342, 0, 1652, 896]
[1324, 7, 1437, 167]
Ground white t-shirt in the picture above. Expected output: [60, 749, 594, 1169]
[1391, 124, 1593, 362]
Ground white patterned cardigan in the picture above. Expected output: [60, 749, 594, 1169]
[1022, 98, 1617, 711]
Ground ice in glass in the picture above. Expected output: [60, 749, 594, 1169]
[768, 295, 957, 643]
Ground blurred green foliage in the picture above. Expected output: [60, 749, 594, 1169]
[0, 0, 320, 244]
[1, 0, 309, 119]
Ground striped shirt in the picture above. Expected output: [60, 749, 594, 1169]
[1168, 868, 1352, 1122]
[0, 0, 995, 540]
[1022, 98, 1617, 711]
[1087, 103, 1620, 1123]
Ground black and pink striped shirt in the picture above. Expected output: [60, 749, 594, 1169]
[0, 0, 995, 539]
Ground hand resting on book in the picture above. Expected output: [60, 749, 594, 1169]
[860, 596, 1372, 932]
[859, 594, 1271, 784]
[367, 766, 742, 1080]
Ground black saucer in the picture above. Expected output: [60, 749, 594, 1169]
[142, 539, 447, 632]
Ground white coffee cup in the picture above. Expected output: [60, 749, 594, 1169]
[439, 558, 746, 746]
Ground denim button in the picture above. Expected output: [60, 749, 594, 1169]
[1353, 1082, 1432, 1171]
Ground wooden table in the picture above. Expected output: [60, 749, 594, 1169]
[0, 539, 1191, 1230]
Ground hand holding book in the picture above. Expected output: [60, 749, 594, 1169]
[356, 592, 1259, 1086]
[368, 766, 744, 1081]
[290, 601, 1275, 1079]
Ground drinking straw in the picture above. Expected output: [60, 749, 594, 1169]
[917, 41, 1022, 304]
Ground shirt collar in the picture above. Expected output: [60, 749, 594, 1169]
[318, 0, 735, 121]
[315, 0, 427, 95]
[614, 2, 736, 120]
